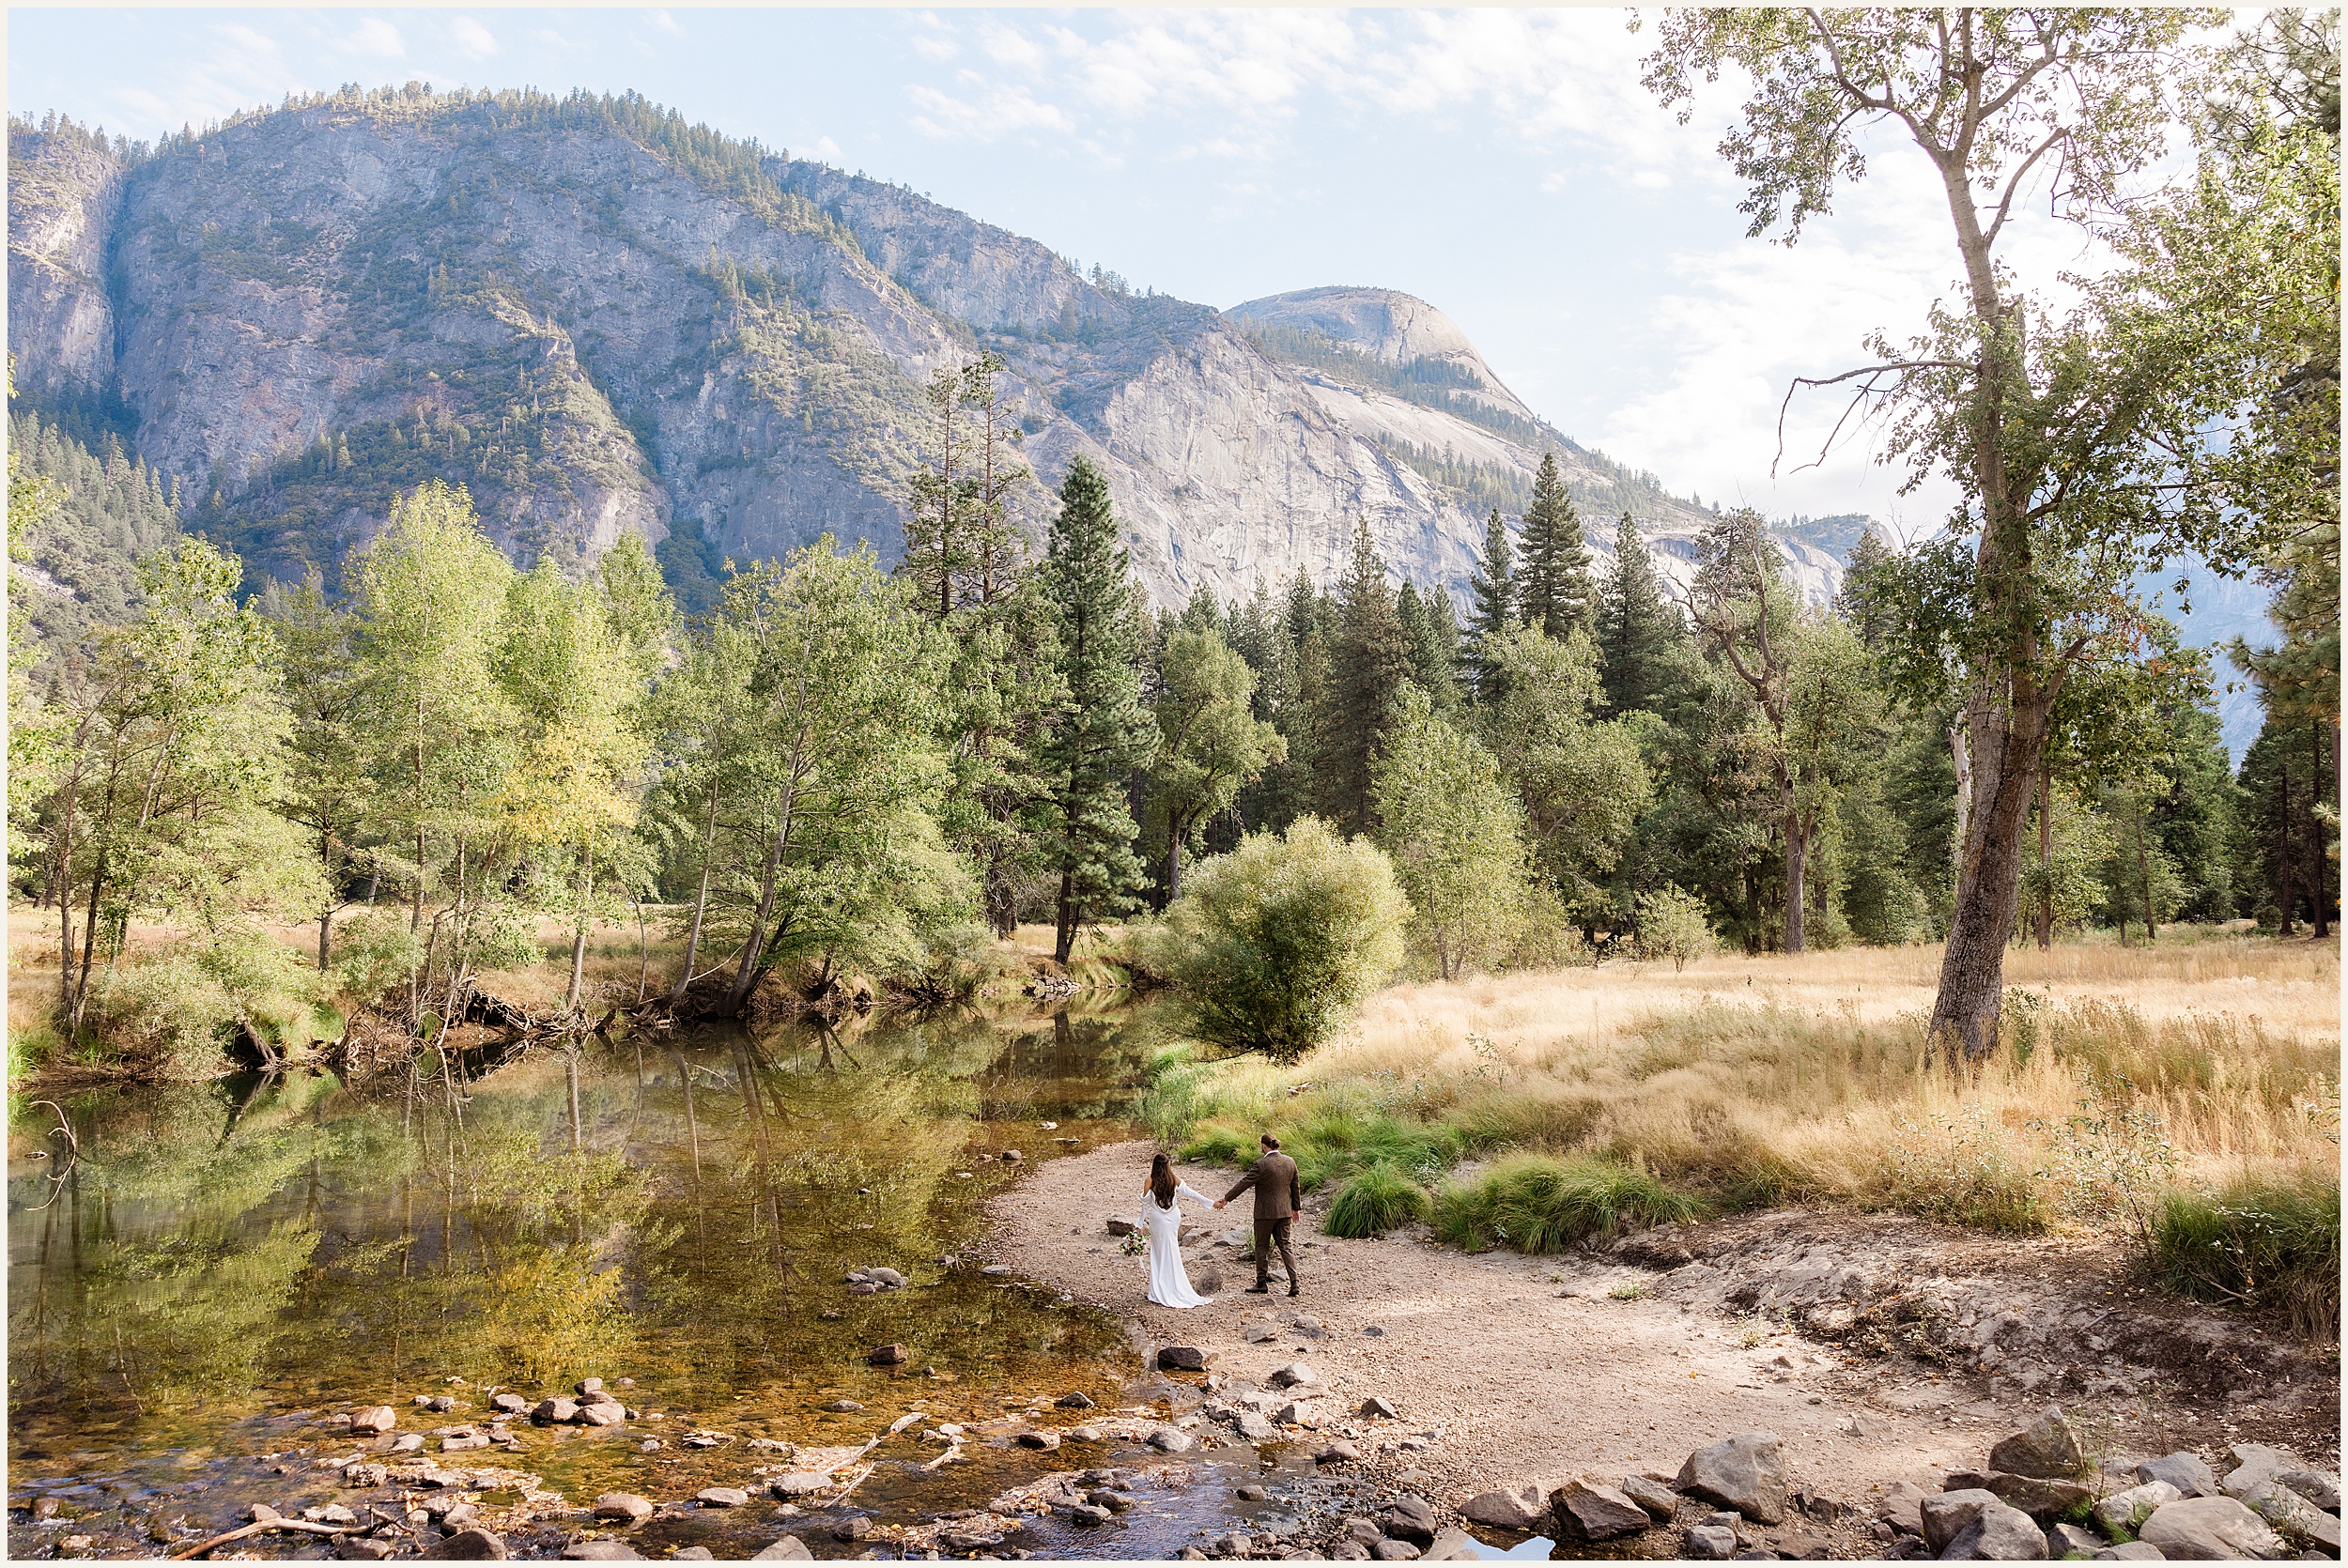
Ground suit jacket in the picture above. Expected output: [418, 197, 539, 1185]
[1225, 1151, 1302, 1222]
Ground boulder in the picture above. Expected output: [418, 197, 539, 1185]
[1276, 1401, 1318, 1427]
[2138, 1497, 2287, 1560]
[341, 1464, 389, 1488]
[979, 1264, 1012, 1277]
[533, 1398, 578, 1426]
[1677, 1432, 1788, 1525]
[830, 1518, 871, 1543]
[1379, 1497, 1438, 1548]
[750, 1537, 812, 1560]
[868, 1345, 908, 1366]
[489, 1394, 528, 1415]
[1923, 1492, 2007, 1554]
[1106, 1218, 1138, 1237]
[769, 1474, 837, 1498]
[1158, 1346, 1208, 1372]
[559, 1545, 641, 1561]
[2276, 1471, 2340, 1514]
[1331, 1544, 1373, 1561]
[349, 1407, 398, 1436]
[1268, 1362, 1318, 1389]
[1939, 1502, 2048, 1560]
[2047, 1523, 2104, 1557]
[1945, 1470, 2097, 1524]
[2224, 1445, 2308, 1502]
[2098, 1483, 2185, 1536]
[422, 1529, 508, 1560]
[1150, 1426, 1194, 1453]
[338, 1543, 396, 1561]
[1058, 1391, 1097, 1409]
[1460, 1486, 1547, 1532]
[1359, 1396, 1398, 1420]
[1421, 1529, 1480, 1560]
[1552, 1479, 1653, 1542]
[1686, 1524, 1739, 1560]
[2091, 1545, 2165, 1560]
[2240, 1482, 2341, 1553]
[1622, 1475, 1681, 1523]
[577, 1378, 604, 1395]
[592, 1494, 654, 1524]
[1017, 1431, 1061, 1452]
[1989, 1408, 2090, 1481]
[695, 1487, 749, 1509]
[1089, 1490, 1138, 1514]
[1877, 1481, 1928, 1537]
[1238, 1412, 1278, 1442]
[1314, 1441, 1360, 1466]
[573, 1405, 624, 1428]
[1070, 1503, 1113, 1526]
[2135, 1455, 2219, 1500]
[1371, 1541, 1420, 1561]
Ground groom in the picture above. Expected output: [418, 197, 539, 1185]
[1214, 1134, 1302, 1297]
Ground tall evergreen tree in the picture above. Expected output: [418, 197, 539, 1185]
[1462, 507, 1517, 699]
[1321, 520, 1416, 835]
[1598, 511, 1682, 715]
[1519, 453, 1594, 637]
[1037, 456, 1154, 963]
[1396, 581, 1461, 712]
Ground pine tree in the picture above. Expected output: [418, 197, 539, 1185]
[1598, 511, 1683, 715]
[1519, 453, 1594, 637]
[1397, 581, 1460, 712]
[1037, 456, 1155, 963]
[1321, 519, 1417, 835]
[1462, 507, 1516, 700]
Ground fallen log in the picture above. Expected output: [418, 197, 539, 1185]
[168, 1517, 362, 1559]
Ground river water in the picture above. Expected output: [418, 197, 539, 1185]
[8, 1002, 1423, 1560]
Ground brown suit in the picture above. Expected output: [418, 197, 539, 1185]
[1225, 1151, 1303, 1290]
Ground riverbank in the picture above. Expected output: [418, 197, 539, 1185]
[985, 1139, 2341, 1556]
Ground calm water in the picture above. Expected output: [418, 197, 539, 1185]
[8, 1003, 1383, 1559]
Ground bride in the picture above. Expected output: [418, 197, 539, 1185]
[1138, 1152, 1216, 1309]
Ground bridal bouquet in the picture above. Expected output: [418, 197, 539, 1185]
[1118, 1229, 1148, 1258]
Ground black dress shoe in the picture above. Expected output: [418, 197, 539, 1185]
[1244, 1284, 1270, 1294]
[1288, 1284, 1300, 1297]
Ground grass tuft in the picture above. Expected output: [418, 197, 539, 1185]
[1432, 1153, 1702, 1254]
[1324, 1161, 1433, 1238]
[2154, 1171, 2341, 1340]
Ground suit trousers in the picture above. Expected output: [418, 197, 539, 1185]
[1253, 1216, 1297, 1288]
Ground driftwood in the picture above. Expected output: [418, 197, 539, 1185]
[168, 1517, 361, 1559]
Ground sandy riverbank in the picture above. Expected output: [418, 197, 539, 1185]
[984, 1140, 2340, 1545]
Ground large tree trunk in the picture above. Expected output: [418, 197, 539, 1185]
[1928, 684, 2052, 1062]
[2034, 765, 2054, 950]
[669, 778, 719, 1004]
[2278, 758, 2295, 936]
[1166, 820, 1184, 906]
[1054, 867, 1077, 967]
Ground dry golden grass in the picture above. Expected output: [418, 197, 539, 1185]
[1163, 933, 2341, 1236]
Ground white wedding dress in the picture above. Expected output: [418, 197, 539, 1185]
[1140, 1182, 1216, 1308]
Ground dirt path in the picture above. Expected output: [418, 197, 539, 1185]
[986, 1141, 2340, 1530]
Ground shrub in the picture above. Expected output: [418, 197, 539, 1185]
[1635, 884, 1715, 970]
[1883, 1103, 2051, 1235]
[2154, 1172, 2340, 1340]
[1432, 1153, 1701, 1254]
[1139, 817, 1409, 1060]
[1325, 1162, 1433, 1238]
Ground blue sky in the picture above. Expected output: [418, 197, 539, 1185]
[7, 8, 2167, 536]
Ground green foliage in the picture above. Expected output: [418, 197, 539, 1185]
[1432, 1153, 1701, 1254]
[1885, 1103, 2052, 1235]
[2154, 1171, 2340, 1338]
[1518, 453, 1593, 638]
[1324, 1162, 1434, 1238]
[6, 410, 181, 670]
[1140, 817, 1409, 1061]
[1149, 625, 1285, 898]
[1371, 685, 1535, 979]
[1635, 884, 1716, 970]
[1598, 510, 1683, 716]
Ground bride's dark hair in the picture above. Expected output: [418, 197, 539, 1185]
[1150, 1152, 1178, 1209]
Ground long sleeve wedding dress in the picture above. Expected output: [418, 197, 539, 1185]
[1140, 1182, 1216, 1308]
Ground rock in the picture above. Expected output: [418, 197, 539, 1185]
[1552, 1479, 1653, 1542]
[1068, 1426, 1104, 1443]
[824, 1399, 864, 1412]
[348, 1407, 398, 1436]
[868, 1268, 906, 1288]
[489, 1393, 528, 1415]
[1002, 1149, 1023, 1161]
[2241, 1483, 2341, 1553]
[1158, 1346, 1208, 1372]
[1151, 1426, 1195, 1453]
[1923, 1492, 2007, 1554]
[1940, 1502, 2048, 1560]
[441, 1505, 484, 1530]
[1017, 1431, 1061, 1452]
[1422, 1529, 1481, 1560]
[422, 1528, 509, 1560]
[338, 1541, 397, 1560]
[592, 1494, 654, 1523]
[2047, 1523, 2104, 1557]
[770, 1474, 837, 1498]
[1332, 1544, 1374, 1561]
[2136, 1455, 2220, 1500]
[533, 1398, 578, 1425]
[831, 1518, 871, 1542]
[577, 1378, 604, 1395]
[342, 1464, 388, 1488]
[312, 1506, 360, 1526]
[2276, 1472, 2340, 1514]
[1058, 1391, 1097, 1409]
[1877, 1482, 1929, 1536]
[1071, 1503, 1115, 1526]
[980, 1264, 1012, 1277]
[1678, 1432, 1788, 1525]
[868, 1345, 908, 1366]
[2139, 1497, 2287, 1560]
[1461, 1486, 1547, 1531]
[1316, 1442, 1360, 1465]
[1372, 1542, 1421, 1561]
[1687, 1524, 1740, 1560]
[1268, 1362, 1318, 1389]
[1238, 1412, 1279, 1442]
[1359, 1396, 1398, 1420]
[2099, 1483, 2186, 1536]
[696, 1487, 749, 1508]
[1277, 1400, 1319, 1427]
[1090, 1490, 1139, 1514]
[1989, 1408, 2091, 1481]
[1945, 1470, 2097, 1524]
[2092, 1545, 2166, 1561]
[672, 1552, 714, 1561]
[1379, 1497, 1439, 1548]
[442, 1433, 492, 1450]
[1289, 1314, 1325, 1337]
[560, 1545, 642, 1560]
[1244, 1322, 1280, 1344]
[1623, 1475, 1681, 1523]
[750, 1539, 813, 1560]
[574, 1404, 625, 1428]
[1106, 1218, 1139, 1237]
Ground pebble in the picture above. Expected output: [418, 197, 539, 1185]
[825, 1400, 865, 1413]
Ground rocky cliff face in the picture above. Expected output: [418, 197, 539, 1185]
[7, 91, 1857, 610]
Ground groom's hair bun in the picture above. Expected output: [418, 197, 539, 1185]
[1261, 1133, 1279, 1149]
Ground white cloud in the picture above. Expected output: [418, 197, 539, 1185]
[451, 18, 497, 59]
[648, 10, 683, 38]
[345, 17, 405, 60]
[907, 82, 1073, 142]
